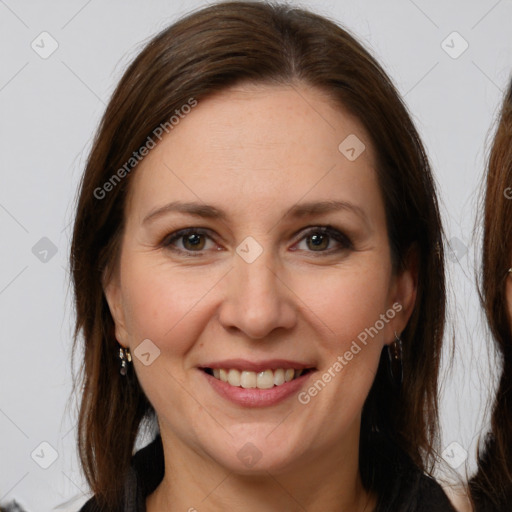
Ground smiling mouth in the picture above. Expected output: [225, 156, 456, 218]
[201, 367, 315, 389]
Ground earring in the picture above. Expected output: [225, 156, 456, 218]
[508, 268, 512, 275]
[387, 331, 403, 387]
[118, 345, 132, 376]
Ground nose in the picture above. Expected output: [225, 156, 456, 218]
[217, 248, 297, 340]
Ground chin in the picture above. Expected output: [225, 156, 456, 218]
[201, 428, 310, 475]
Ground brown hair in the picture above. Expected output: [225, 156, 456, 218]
[470, 79, 512, 510]
[70, 1, 446, 508]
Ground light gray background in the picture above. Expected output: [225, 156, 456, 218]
[1, 0, 511, 510]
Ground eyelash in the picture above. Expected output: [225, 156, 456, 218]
[161, 225, 353, 258]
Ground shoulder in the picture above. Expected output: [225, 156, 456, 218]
[368, 434, 457, 512]
[377, 472, 457, 512]
[370, 439, 457, 512]
[77, 434, 164, 512]
[78, 497, 102, 512]
[412, 474, 458, 512]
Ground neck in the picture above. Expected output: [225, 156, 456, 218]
[147, 422, 377, 512]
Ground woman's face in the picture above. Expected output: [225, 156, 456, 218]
[105, 83, 416, 475]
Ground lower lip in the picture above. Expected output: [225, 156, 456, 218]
[201, 369, 314, 407]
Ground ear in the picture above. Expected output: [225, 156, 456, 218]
[102, 267, 129, 348]
[385, 246, 419, 344]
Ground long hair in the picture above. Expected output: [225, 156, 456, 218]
[470, 79, 512, 510]
[70, 2, 446, 509]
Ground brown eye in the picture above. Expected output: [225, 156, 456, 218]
[181, 232, 206, 251]
[162, 225, 352, 258]
[296, 226, 353, 254]
[162, 228, 215, 255]
[306, 232, 330, 251]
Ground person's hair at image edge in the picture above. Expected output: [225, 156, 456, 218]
[469, 78, 512, 510]
[69, 1, 447, 509]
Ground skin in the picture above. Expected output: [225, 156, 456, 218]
[104, 83, 417, 511]
[444, 487, 472, 512]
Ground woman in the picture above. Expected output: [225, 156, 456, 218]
[71, 2, 455, 510]
[469, 79, 512, 510]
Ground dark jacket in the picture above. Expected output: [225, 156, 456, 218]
[79, 434, 456, 511]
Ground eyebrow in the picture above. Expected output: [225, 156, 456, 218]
[142, 199, 369, 226]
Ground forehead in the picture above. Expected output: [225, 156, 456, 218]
[125, 83, 380, 221]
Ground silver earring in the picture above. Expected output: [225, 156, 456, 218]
[387, 331, 403, 387]
[119, 346, 132, 376]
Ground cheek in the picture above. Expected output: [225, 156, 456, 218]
[119, 256, 215, 354]
[119, 258, 213, 417]
[312, 264, 394, 381]
[293, 269, 393, 440]
[296, 264, 393, 349]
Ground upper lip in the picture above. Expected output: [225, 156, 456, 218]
[199, 359, 316, 372]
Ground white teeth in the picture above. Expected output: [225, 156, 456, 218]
[240, 370, 257, 389]
[227, 369, 240, 386]
[273, 368, 285, 386]
[257, 369, 274, 389]
[208, 367, 308, 388]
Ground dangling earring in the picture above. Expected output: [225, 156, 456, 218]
[118, 345, 132, 376]
[387, 331, 403, 387]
